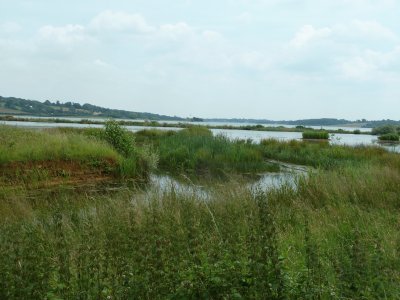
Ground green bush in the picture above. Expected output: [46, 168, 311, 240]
[378, 133, 399, 141]
[372, 125, 398, 135]
[104, 120, 136, 157]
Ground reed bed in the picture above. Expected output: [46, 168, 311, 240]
[1, 125, 400, 298]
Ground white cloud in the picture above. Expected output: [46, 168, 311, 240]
[338, 56, 376, 80]
[89, 10, 154, 33]
[159, 22, 193, 39]
[290, 25, 332, 48]
[38, 24, 88, 45]
[338, 47, 400, 80]
[290, 20, 397, 50]
[352, 20, 397, 40]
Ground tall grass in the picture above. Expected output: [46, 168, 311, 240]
[302, 131, 329, 140]
[0, 125, 156, 183]
[260, 138, 400, 170]
[2, 125, 400, 298]
[0, 163, 399, 299]
[136, 127, 279, 178]
[0, 125, 118, 164]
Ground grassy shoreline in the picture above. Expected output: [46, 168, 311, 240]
[0, 124, 156, 186]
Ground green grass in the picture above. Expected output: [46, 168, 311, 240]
[0, 161, 399, 299]
[1, 125, 400, 298]
[0, 125, 156, 184]
[0, 125, 118, 164]
[260, 138, 399, 170]
[302, 130, 329, 140]
[136, 126, 279, 178]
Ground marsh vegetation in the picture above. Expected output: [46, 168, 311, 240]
[1, 123, 400, 299]
[302, 131, 329, 140]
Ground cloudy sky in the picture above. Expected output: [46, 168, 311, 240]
[1, 0, 399, 120]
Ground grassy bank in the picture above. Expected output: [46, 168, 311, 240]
[0, 124, 155, 185]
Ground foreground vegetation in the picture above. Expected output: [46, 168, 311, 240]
[1, 125, 400, 298]
[1, 165, 399, 298]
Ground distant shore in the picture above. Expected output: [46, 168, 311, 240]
[0, 115, 370, 135]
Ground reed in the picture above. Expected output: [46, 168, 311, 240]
[302, 130, 329, 140]
[137, 127, 279, 177]
[0, 162, 399, 299]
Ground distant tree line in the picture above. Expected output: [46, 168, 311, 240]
[0, 96, 184, 121]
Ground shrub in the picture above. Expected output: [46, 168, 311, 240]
[104, 120, 136, 157]
[372, 125, 397, 135]
[378, 133, 399, 142]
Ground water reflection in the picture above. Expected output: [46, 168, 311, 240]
[148, 174, 210, 200]
[148, 164, 307, 198]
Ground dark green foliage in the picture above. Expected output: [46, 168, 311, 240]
[378, 133, 399, 141]
[302, 131, 329, 140]
[0, 95, 184, 120]
[372, 125, 399, 135]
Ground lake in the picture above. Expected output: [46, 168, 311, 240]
[2, 119, 399, 153]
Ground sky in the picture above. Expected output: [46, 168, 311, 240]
[0, 0, 399, 120]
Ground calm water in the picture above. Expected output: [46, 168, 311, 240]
[149, 170, 304, 198]
[2, 120, 399, 153]
[11, 115, 372, 132]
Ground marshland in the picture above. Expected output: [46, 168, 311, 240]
[1, 122, 399, 299]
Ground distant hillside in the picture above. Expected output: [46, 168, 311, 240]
[0, 96, 184, 121]
[205, 118, 354, 126]
[207, 118, 400, 128]
[1, 95, 399, 127]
